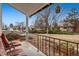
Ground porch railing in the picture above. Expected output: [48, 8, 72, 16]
[28, 34, 79, 56]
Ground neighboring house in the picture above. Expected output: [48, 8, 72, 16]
[64, 20, 79, 32]
[58, 23, 67, 31]
[75, 21, 79, 32]
[76, 25, 79, 32]
[59, 26, 67, 32]
[57, 22, 74, 32]
[29, 25, 35, 30]
[63, 21, 74, 32]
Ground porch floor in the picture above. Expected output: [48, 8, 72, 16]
[16, 41, 45, 56]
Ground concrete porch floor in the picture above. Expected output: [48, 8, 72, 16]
[17, 41, 45, 56]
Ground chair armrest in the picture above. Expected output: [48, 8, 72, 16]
[9, 41, 21, 47]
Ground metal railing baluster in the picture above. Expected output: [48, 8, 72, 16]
[41, 36, 43, 53]
[30, 34, 79, 56]
[53, 38, 55, 56]
[66, 41, 68, 56]
[37, 35, 39, 52]
[77, 43, 78, 56]
[49, 37, 50, 56]
[40, 36, 41, 51]
[59, 40, 61, 55]
[43, 36, 45, 54]
[45, 36, 47, 55]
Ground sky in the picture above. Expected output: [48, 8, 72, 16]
[2, 3, 79, 27]
[2, 3, 26, 26]
[28, 3, 79, 26]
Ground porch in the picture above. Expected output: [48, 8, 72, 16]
[0, 3, 50, 56]
[0, 3, 79, 56]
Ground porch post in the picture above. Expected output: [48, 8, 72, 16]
[25, 14, 28, 41]
[0, 4, 2, 29]
[0, 4, 6, 56]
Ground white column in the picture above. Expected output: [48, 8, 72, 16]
[0, 4, 2, 29]
[25, 14, 28, 41]
[0, 4, 6, 56]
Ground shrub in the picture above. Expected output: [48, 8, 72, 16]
[48, 28, 62, 34]
[6, 33, 21, 41]
[48, 28, 74, 34]
[29, 29, 46, 34]
[29, 28, 74, 34]
[29, 28, 37, 33]
[6, 34, 14, 41]
[37, 29, 46, 33]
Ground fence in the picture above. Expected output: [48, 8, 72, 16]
[28, 34, 79, 56]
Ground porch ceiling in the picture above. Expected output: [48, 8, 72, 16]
[9, 3, 50, 16]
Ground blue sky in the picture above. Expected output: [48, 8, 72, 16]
[2, 3, 26, 26]
[2, 3, 79, 27]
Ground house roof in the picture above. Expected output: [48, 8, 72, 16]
[9, 3, 52, 16]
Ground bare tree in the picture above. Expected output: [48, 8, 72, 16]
[2, 24, 8, 30]
[15, 22, 25, 30]
[48, 4, 62, 30]
[39, 8, 51, 33]
[51, 14, 58, 29]
[34, 15, 46, 30]
[34, 8, 51, 33]
[34, 4, 61, 33]
[64, 8, 79, 32]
